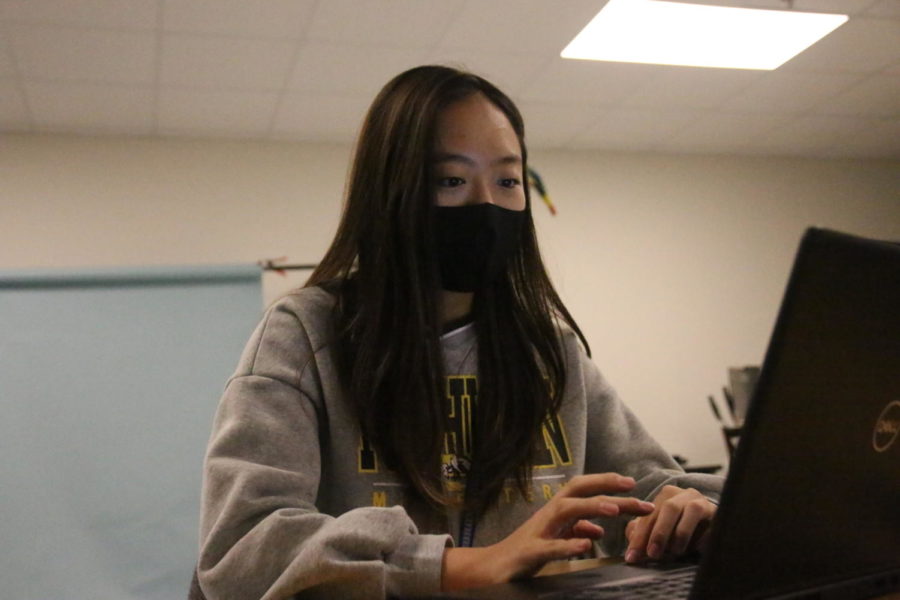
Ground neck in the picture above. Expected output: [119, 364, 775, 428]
[439, 290, 474, 333]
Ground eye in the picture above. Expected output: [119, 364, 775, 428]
[438, 176, 466, 188]
[498, 178, 521, 189]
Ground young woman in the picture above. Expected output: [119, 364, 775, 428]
[197, 65, 722, 600]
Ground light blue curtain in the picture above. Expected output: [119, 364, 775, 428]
[0, 265, 262, 600]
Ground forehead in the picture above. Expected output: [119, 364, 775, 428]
[432, 93, 521, 156]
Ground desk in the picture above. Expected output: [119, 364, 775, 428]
[535, 558, 900, 599]
[535, 556, 622, 576]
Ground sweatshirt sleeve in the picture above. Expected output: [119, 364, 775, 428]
[197, 299, 450, 600]
[579, 355, 723, 555]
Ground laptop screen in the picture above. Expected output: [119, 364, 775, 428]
[693, 228, 900, 599]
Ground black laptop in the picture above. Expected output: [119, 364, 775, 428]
[430, 228, 900, 600]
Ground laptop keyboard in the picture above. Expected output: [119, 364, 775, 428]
[551, 566, 696, 600]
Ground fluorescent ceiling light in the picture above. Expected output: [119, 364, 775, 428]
[561, 0, 848, 70]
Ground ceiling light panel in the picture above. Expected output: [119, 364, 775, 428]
[561, 0, 849, 70]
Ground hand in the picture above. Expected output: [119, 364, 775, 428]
[624, 485, 716, 564]
[442, 473, 655, 591]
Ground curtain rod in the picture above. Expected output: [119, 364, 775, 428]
[257, 260, 317, 272]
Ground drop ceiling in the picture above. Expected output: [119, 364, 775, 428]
[1, 0, 899, 159]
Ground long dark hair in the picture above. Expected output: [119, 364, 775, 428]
[306, 65, 589, 513]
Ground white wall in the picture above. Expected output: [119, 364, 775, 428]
[3, 132, 899, 467]
[528, 149, 900, 467]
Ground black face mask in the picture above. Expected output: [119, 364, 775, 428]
[433, 203, 525, 292]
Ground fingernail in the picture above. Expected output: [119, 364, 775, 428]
[619, 476, 635, 485]
[648, 543, 661, 559]
[625, 549, 639, 563]
[640, 501, 655, 511]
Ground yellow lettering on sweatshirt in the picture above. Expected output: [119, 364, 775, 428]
[542, 483, 553, 500]
[534, 412, 573, 468]
[444, 376, 475, 458]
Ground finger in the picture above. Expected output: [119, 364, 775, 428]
[670, 499, 714, 556]
[557, 473, 637, 499]
[531, 538, 594, 565]
[546, 498, 617, 538]
[552, 497, 618, 524]
[552, 496, 654, 528]
[571, 519, 605, 539]
[511, 537, 595, 581]
[625, 514, 658, 563]
[625, 518, 638, 540]
[613, 497, 657, 517]
[646, 498, 684, 560]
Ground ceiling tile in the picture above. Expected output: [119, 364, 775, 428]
[755, 114, 873, 155]
[862, 0, 900, 17]
[780, 17, 900, 73]
[515, 101, 606, 149]
[518, 59, 665, 106]
[672, 0, 876, 13]
[424, 49, 552, 97]
[436, 0, 602, 56]
[161, 34, 297, 90]
[665, 112, 793, 146]
[158, 88, 278, 135]
[26, 81, 154, 133]
[620, 68, 763, 110]
[790, 0, 880, 13]
[720, 70, 866, 114]
[0, 0, 158, 29]
[812, 74, 900, 117]
[0, 78, 29, 129]
[0, 0, 898, 158]
[10, 25, 155, 84]
[270, 91, 370, 143]
[308, 0, 465, 48]
[672, 0, 784, 7]
[0, 32, 16, 76]
[286, 42, 429, 96]
[163, 0, 316, 38]
[566, 107, 702, 150]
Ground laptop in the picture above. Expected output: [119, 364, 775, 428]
[430, 227, 900, 600]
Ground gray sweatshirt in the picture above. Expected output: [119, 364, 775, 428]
[198, 286, 722, 600]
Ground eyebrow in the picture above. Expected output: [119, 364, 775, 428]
[431, 152, 522, 167]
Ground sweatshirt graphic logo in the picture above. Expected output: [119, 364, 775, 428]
[357, 375, 573, 475]
[873, 400, 900, 453]
[358, 435, 378, 473]
[442, 376, 475, 499]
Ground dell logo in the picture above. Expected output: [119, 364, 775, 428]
[873, 401, 900, 453]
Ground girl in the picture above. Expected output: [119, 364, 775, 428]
[197, 65, 721, 600]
